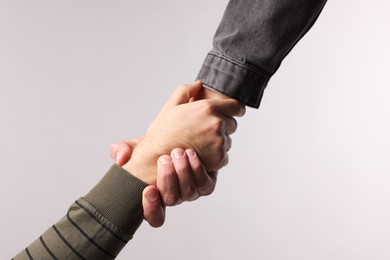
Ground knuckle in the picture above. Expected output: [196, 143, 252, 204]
[222, 154, 229, 167]
[233, 101, 245, 115]
[213, 149, 227, 169]
[215, 118, 224, 130]
[182, 189, 198, 201]
[225, 140, 232, 152]
[184, 185, 196, 195]
[220, 151, 227, 164]
[197, 178, 209, 191]
[214, 136, 226, 151]
[232, 117, 238, 130]
[224, 117, 237, 135]
[208, 118, 224, 134]
[201, 101, 216, 115]
[199, 182, 215, 196]
[226, 135, 232, 145]
[164, 195, 179, 206]
[240, 104, 246, 116]
[177, 179, 198, 201]
[202, 187, 215, 196]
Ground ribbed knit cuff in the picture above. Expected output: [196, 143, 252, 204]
[83, 164, 148, 237]
[196, 51, 270, 108]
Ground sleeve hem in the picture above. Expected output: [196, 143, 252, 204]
[196, 51, 270, 108]
[76, 198, 134, 241]
[83, 164, 148, 237]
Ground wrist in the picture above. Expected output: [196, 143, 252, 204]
[195, 87, 230, 101]
[121, 145, 158, 185]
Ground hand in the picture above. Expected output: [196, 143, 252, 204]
[194, 86, 231, 101]
[143, 149, 216, 227]
[122, 80, 244, 184]
[111, 141, 217, 227]
[157, 148, 217, 205]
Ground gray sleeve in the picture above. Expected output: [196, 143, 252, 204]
[13, 164, 148, 260]
[197, 0, 328, 108]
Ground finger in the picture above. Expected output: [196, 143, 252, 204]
[165, 80, 203, 108]
[208, 171, 218, 185]
[185, 149, 217, 196]
[171, 148, 198, 201]
[110, 142, 133, 166]
[157, 155, 182, 206]
[222, 153, 229, 168]
[110, 138, 142, 166]
[211, 99, 246, 117]
[225, 135, 232, 152]
[142, 186, 166, 228]
[224, 116, 238, 135]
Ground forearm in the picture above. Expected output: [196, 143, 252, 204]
[197, 0, 328, 108]
[14, 165, 147, 260]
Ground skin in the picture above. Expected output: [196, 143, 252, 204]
[110, 82, 245, 227]
[195, 86, 232, 101]
[111, 143, 215, 227]
[122, 81, 244, 184]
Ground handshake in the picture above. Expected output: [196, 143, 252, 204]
[13, 80, 245, 259]
[110, 80, 245, 227]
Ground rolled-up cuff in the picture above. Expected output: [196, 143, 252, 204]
[83, 164, 148, 237]
[196, 51, 270, 108]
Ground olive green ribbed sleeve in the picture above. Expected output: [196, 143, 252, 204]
[14, 164, 148, 260]
[84, 164, 149, 236]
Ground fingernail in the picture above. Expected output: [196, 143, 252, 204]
[185, 149, 196, 158]
[158, 155, 172, 165]
[172, 149, 184, 159]
[146, 189, 158, 202]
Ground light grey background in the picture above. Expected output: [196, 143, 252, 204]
[1, 0, 389, 259]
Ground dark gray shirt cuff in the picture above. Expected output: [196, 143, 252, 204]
[197, 51, 270, 108]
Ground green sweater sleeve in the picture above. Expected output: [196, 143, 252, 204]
[13, 164, 148, 260]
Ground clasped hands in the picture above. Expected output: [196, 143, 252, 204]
[111, 81, 244, 227]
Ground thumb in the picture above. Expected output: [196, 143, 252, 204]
[142, 186, 166, 228]
[110, 138, 141, 166]
[165, 80, 203, 108]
